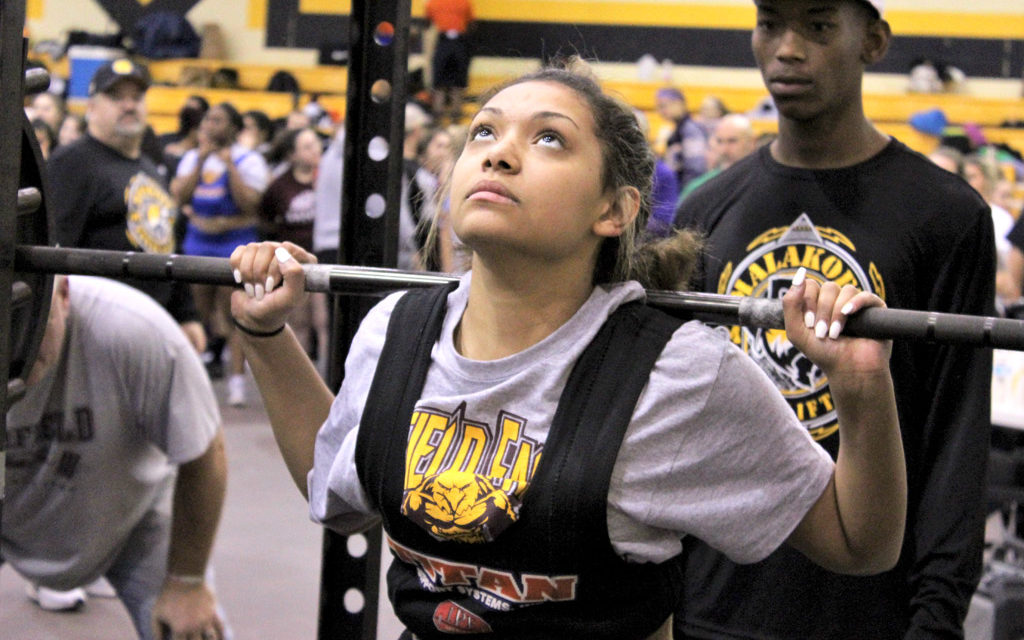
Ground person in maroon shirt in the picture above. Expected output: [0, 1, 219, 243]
[258, 127, 329, 373]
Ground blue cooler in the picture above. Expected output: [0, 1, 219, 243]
[67, 45, 124, 100]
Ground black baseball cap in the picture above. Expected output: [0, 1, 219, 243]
[89, 58, 151, 96]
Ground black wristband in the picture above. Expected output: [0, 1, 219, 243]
[231, 316, 285, 338]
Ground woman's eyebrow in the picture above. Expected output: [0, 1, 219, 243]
[532, 111, 580, 130]
[475, 106, 579, 130]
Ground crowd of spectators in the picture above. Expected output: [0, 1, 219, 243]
[23, 58, 472, 399]
[19, 41, 1024, 403]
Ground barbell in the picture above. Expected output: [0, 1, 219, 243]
[6, 118, 1024, 410]
[14, 242, 1024, 344]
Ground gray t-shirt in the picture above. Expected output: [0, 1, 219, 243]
[3, 276, 220, 588]
[309, 273, 833, 565]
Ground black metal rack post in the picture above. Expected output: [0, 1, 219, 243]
[319, 1, 412, 638]
[0, 0, 29, 535]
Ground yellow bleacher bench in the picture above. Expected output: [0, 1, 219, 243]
[132, 65, 1024, 158]
[145, 85, 298, 118]
[147, 114, 180, 135]
[145, 59, 348, 95]
[615, 81, 1024, 127]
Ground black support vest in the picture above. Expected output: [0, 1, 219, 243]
[355, 284, 685, 639]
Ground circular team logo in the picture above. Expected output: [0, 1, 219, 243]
[125, 172, 177, 253]
[720, 214, 882, 440]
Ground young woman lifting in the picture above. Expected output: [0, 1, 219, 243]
[228, 61, 905, 639]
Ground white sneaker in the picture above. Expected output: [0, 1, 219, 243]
[84, 576, 117, 598]
[26, 583, 87, 611]
[227, 374, 247, 407]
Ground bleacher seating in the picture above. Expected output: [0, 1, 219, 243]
[145, 59, 348, 95]
[145, 85, 298, 120]
[111, 59, 1023, 161]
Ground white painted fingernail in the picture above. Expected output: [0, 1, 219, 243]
[255, 283, 265, 300]
[275, 247, 293, 264]
[804, 311, 815, 328]
[792, 267, 806, 287]
[841, 302, 854, 315]
[266, 276, 275, 294]
[829, 321, 842, 340]
[244, 282, 255, 298]
[815, 320, 828, 339]
[233, 268, 242, 284]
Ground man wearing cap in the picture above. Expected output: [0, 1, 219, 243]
[46, 58, 206, 353]
[673, 2, 994, 638]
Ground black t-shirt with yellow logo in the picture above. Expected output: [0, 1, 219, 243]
[47, 134, 197, 323]
[673, 140, 995, 639]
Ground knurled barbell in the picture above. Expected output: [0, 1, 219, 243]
[7, 109, 1024, 412]
[15, 242, 1024, 351]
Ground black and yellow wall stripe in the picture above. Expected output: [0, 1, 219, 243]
[266, 0, 1024, 79]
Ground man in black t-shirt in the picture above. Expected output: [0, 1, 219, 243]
[673, 2, 994, 638]
[47, 58, 205, 352]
